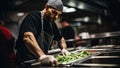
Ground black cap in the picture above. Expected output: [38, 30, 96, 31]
[47, 0, 63, 11]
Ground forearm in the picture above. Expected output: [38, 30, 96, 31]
[23, 32, 45, 58]
[58, 37, 67, 49]
[58, 37, 71, 56]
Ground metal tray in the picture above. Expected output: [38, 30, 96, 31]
[56, 50, 92, 66]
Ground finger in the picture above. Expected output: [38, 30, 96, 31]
[63, 53, 65, 56]
[64, 52, 69, 56]
[53, 59, 57, 66]
[62, 52, 65, 56]
[49, 61, 53, 66]
[67, 52, 71, 55]
[49, 60, 55, 66]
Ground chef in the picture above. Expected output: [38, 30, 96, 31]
[15, 0, 70, 67]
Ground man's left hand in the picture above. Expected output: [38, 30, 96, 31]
[61, 48, 71, 56]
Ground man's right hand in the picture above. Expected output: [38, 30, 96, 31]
[39, 55, 57, 66]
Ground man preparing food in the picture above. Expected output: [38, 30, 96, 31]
[15, 0, 70, 67]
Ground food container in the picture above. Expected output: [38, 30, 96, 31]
[56, 51, 92, 66]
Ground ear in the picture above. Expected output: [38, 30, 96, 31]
[45, 4, 49, 10]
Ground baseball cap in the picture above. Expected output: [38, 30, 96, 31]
[47, 0, 63, 11]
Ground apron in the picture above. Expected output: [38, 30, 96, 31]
[37, 11, 54, 54]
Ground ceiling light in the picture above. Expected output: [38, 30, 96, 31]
[63, 6, 76, 13]
[17, 12, 25, 16]
[98, 17, 102, 24]
[68, 1, 76, 7]
[78, 3, 85, 9]
[84, 17, 89, 22]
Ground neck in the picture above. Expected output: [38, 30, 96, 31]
[41, 9, 46, 16]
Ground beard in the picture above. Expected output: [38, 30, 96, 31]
[45, 11, 56, 22]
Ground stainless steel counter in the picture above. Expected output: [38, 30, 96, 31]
[22, 45, 120, 68]
[71, 45, 120, 68]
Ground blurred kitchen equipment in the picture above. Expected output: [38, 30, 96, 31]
[79, 32, 90, 39]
